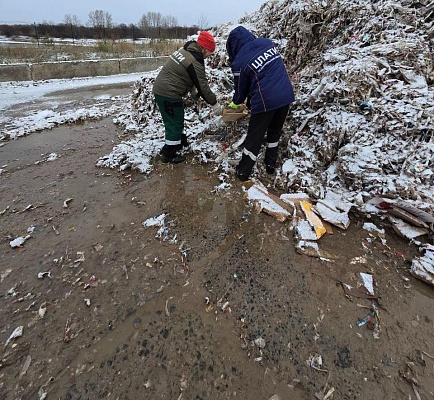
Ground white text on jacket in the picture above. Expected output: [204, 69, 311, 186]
[251, 47, 279, 71]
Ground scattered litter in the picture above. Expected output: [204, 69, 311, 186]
[357, 311, 376, 327]
[254, 337, 266, 349]
[143, 214, 174, 241]
[10, 235, 31, 248]
[213, 181, 232, 194]
[93, 243, 103, 251]
[38, 303, 47, 318]
[165, 296, 174, 316]
[340, 281, 379, 299]
[410, 246, 434, 287]
[84, 298, 91, 307]
[19, 355, 32, 378]
[38, 387, 47, 400]
[295, 219, 318, 241]
[350, 256, 368, 265]
[37, 271, 52, 279]
[295, 239, 333, 261]
[64, 314, 80, 343]
[21, 204, 33, 212]
[300, 201, 326, 239]
[181, 251, 189, 274]
[388, 216, 430, 240]
[1, 268, 12, 283]
[121, 265, 129, 280]
[0, 205, 10, 215]
[374, 198, 434, 229]
[315, 199, 350, 230]
[143, 214, 166, 227]
[74, 251, 85, 263]
[144, 380, 152, 389]
[5, 326, 23, 348]
[83, 275, 97, 289]
[63, 198, 74, 208]
[307, 354, 328, 372]
[356, 303, 381, 339]
[46, 152, 59, 161]
[362, 222, 385, 239]
[246, 180, 293, 222]
[156, 285, 164, 293]
[360, 273, 375, 296]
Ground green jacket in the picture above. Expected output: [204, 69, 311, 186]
[153, 41, 217, 105]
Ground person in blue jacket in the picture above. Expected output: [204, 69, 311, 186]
[226, 26, 295, 181]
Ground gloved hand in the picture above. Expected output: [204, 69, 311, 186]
[229, 101, 239, 109]
[191, 88, 199, 102]
[212, 103, 223, 116]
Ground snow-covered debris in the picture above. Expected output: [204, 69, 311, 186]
[246, 180, 293, 222]
[247, 0, 434, 214]
[410, 246, 434, 286]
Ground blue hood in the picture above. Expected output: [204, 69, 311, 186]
[226, 26, 256, 63]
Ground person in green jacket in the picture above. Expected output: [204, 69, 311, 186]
[153, 31, 221, 164]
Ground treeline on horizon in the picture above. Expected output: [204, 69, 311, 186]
[0, 23, 200, 41]
[0, 10, 210, 41]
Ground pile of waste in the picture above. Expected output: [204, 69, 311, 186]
[96, 0, 434, 282]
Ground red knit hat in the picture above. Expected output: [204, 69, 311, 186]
[197, 31, 216, 53]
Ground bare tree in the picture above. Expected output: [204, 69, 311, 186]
[88, 10, 104, 28]
[105, 12, 113, 29]
[147, 12, 163, 28]
[162, 15, 178, 28]
[63, 14, 81, 43]
[88, 10, 113, 28]
[197, 14, 209, 30]
[138, 14, 149, 31]
[63, 14, 81, 27]
[88, 10, 113, 39]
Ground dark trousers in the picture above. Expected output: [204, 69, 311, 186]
[237, 104, 290, 176]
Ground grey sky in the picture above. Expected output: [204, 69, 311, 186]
[1, 0, 266, 27]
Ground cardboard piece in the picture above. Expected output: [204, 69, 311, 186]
[300, 201, 327, 239]
[222, 104, 248, 122]
[246, 180, 293, 222]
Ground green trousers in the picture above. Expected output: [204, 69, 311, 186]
[155, 94, 184, 155]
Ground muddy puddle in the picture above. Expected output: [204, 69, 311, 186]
[1, 119, 433, 400]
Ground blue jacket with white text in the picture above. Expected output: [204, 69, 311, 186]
[226, 26, 295, 115]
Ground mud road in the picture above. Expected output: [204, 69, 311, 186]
[1, 117, 434, 399]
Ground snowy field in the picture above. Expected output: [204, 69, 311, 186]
[0, 72, 145, 140]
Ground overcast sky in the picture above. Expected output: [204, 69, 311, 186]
[1, 0, 266, 27]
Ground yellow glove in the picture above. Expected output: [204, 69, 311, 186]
[229, 101, 239, 109]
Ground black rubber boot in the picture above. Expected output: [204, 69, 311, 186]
[265, 163, 275, 174]
[235, 166, 250, 182]
[161, 153, 186, 164]
[181, 134, 189, 148]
